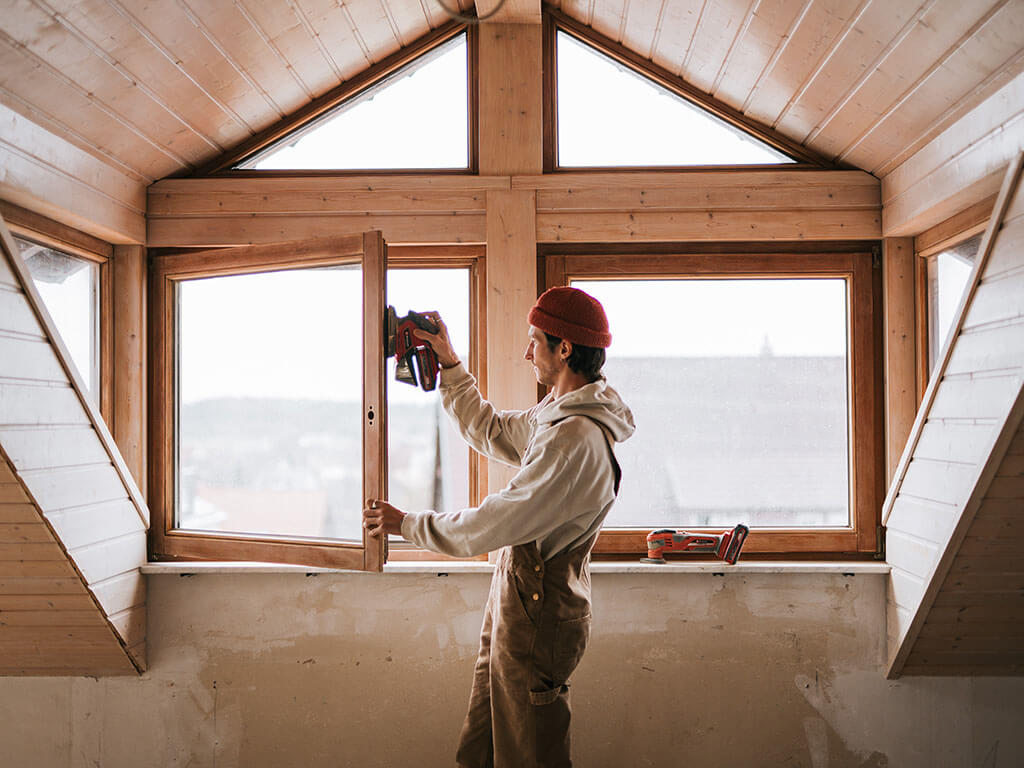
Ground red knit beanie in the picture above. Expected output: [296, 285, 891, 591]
[528, 287, 612, 348]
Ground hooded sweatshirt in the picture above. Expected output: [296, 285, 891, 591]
[400, 362, 636, 560]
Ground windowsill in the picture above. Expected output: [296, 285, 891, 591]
[141, 560, 890, 576]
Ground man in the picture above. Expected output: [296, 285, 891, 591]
[363, 286, 635, 768]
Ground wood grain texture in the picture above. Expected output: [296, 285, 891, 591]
[486, 190, 537, 492]
[882, 71, 1024, 237]
[883, 237, 916, 485]
[112, 244, 147, 495]
[479, 22, 543, 175]
[0, 96, 146, 245]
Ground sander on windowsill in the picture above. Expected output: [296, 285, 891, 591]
[643, 524, 750, 565]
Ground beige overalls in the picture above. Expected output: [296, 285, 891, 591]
[456, 422, 620, 768]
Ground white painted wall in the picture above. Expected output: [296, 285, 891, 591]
[2, 569, 1022, 767]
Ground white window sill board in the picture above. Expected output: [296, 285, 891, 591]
[141, 561, 890, 576]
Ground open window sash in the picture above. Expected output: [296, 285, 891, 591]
[150, 232, 388, 571]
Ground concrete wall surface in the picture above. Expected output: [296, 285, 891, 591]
[2, 570, 1023, 767]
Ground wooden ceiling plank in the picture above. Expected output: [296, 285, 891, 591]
[19, 465, 128, 516]
[3, 4, 212, 168]
[0, 31, 196, 175]
[874, 51, 1024, 178]
[711, 0, 805, 108]
[586, 0, 629, 42]
[789, 0, 935, 149]
[342, 0, 406, 66]
[0, 84, 151, 185]
[297, 0, 384, 83]
[171, 0, 290, 121]
[741, 0, 867, 129]
[813, 0, 1013, 162]
[646, 0, 702, 79]
[619, 0, 664, 60]
[840, 1, 1024, 171]
[708, 0, 759, 97]
[769, 0, 873, 132]
[0, 59, 166, 184]
[26, 0, 226, 154]
[285, 0, 346, 81]
[230, 0, 319, 100]
[681, 0, 757, 95]
[474, 0, 542, 25]
[381, 0, 435, 48]
[95, 0, 260, 136]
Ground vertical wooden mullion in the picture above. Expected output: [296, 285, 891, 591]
[362, 231, 388, 571]
[99, 257, 114, 428]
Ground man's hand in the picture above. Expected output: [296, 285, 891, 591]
[413, 311, 460, 369]
[363, 498, 406, 538]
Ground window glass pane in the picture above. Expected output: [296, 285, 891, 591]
[556, 31, 794, 167]
[386, 269, 471, 519]
[573, 278, 849, 529]
[14, 236, 99, 398]
[927, 234, 981, 371]
[239, 34, 468, 170]
[177, 266, 363, 541]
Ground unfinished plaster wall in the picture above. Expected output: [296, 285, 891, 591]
[2, 570, 1022, 767]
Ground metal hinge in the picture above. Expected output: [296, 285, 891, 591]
[875, 525, 886, 560]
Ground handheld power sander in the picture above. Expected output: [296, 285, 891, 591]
[643, 524, 750, 565]
[385, 306, 441, 392]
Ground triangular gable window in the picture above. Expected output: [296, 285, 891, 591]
[555, 30, 795, 168]
[237, 33, 469, 171]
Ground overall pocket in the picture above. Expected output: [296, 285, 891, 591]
[552, 613, 592, 683]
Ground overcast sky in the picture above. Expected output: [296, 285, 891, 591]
[181, 31, 840, 405]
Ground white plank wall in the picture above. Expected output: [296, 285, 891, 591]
[882, 156, 1024, 676]
[0, 218, 147, 673]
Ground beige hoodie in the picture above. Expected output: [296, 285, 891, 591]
[400, 362, 636, 560]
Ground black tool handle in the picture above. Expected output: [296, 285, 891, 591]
[413, 345, 440, 391]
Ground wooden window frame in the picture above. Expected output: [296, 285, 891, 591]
[541, 9, 830, 173]
[913, 199, 994, 400]
[0, 201, 113, 426]
[541, 243, 884, 558]
[198, 21, 479, 177]
[382, 244, 489, 562]
[149, 233, 387, 570]
[148, 238, 488, 567]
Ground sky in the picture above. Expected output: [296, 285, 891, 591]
[243, 28, 793, 171]
[179, 267, 470, 404]
[182, 30, 837, 405]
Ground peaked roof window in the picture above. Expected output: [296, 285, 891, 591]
[555, 30, 795, 168]
[237, 33, 469, 171]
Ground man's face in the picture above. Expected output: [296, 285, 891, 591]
[524, 325, 564, 386]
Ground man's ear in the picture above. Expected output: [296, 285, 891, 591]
[560, 340, 573, 361]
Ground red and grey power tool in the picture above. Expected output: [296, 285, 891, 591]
[385, 306, 441, 392]
[642, 524, 750, 565]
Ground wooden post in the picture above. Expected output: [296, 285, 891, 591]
[479, 23, 542, 493]
[112, 245, 146, 497]
[883, 237, 917, 488]
[478, 24, 543, 176]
